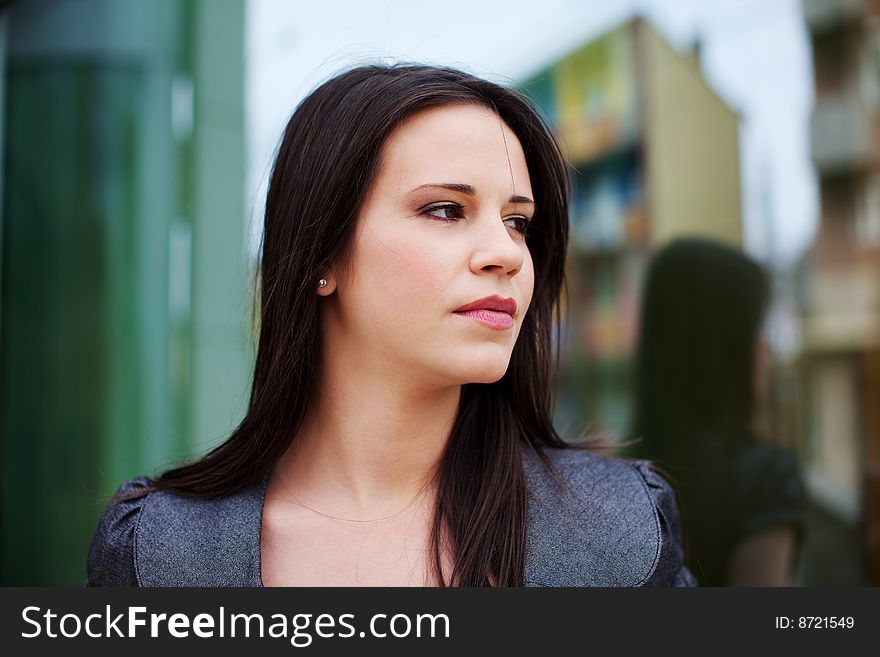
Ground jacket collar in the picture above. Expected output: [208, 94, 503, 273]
[136, 447, 659, 586]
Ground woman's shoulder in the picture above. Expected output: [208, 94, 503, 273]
[522, 444, 697, 587]
[86, 477, 152, 586]
[731, 440, 807, 539]
[86, 474, 267, 587]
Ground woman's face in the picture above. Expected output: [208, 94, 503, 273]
[322, 103, 535, 386]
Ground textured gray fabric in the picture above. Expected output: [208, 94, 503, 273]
[87, 446, 696, 587]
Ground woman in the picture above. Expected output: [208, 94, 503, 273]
[87, 64, 694, 587]
[630, 238, 806, 586]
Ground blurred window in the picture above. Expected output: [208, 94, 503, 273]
[857, 173, 880, 246]
[813, 28, 849, 93]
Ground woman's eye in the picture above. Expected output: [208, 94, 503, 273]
[423, 204, 464, 221]
[504, 216, 531, 235]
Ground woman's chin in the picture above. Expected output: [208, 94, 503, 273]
[456, 357, 512, 384]
[421, 344, 515, 385]
[467, 370, 508, 384]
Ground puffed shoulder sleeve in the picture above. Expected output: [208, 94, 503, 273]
[734, 444, 806, 544]
[632, 461, 698, 587]
[86, 477, 152, 587]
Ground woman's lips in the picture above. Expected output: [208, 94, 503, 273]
[452, 295, 517, 329]
[453, 308, 514, 330]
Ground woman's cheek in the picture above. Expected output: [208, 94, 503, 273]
[373, 231, 458, 295]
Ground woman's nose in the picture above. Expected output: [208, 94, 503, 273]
[468, 214, 526, 277]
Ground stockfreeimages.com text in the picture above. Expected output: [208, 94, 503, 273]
[21, 605, 451, 646]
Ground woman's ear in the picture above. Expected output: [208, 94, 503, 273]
[317, 273, 336, 296]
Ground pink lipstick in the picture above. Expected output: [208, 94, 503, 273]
[453, 295, 516, 330]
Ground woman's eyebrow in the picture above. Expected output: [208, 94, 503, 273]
[408, 182, 534, 205]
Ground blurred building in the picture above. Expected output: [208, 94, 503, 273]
[800, 0, 880, 584]
[0, 0, 249, 584]
[520, 17, 743, 438]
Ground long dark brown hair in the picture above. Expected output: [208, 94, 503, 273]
[149, 64, 573, 586]
[632, 237, 770, 459]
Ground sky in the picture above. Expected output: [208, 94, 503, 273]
[245, 0, 818, 266]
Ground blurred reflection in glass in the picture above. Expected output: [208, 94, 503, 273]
[629, 237, 806, 586]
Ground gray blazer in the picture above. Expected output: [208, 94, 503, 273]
[87, 446, 697, 587]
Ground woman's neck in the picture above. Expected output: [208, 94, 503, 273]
[272, 363, 461, 519]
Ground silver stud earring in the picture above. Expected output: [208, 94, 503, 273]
[318, 278, 327, 288]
